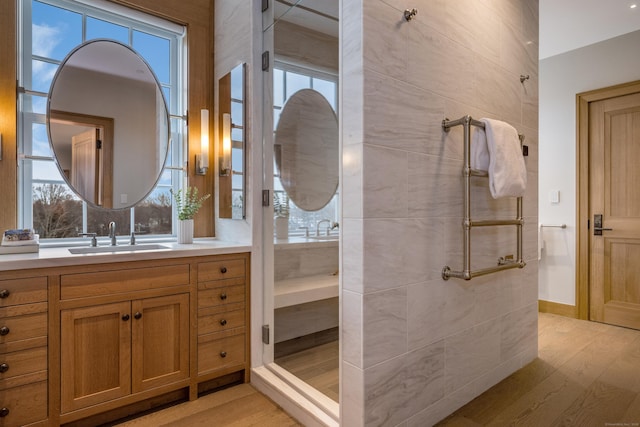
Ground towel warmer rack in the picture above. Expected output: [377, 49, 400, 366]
[442, 115, 526, 280]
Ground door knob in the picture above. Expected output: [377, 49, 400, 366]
[0, 289, 9, 299]
[0, 327, 9, 336]
[122, 314, 130, 321]
[0, 363, 8, 373]
[220, 319, 227, 326]
[134, 312, 142, 320]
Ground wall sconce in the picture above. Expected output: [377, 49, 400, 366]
[219, 113, 231, 176]
[196, 109, 209, 175]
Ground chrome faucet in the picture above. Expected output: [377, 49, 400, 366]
[316, 219, 332, 236]
[108, 221, 117, 246]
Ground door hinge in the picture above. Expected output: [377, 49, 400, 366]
[262, 51, 270, 71]
[587, 219, 590, 229]
[262, 0, 269, 12]
[96, 140, 102, 149]
[262, 325, 270, 344]
[262, 189, 270, 207]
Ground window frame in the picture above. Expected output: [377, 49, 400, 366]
[17, 0, 187, 245]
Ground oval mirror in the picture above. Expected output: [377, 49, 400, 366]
[47, 39, 170, 209]
[275, 89, 338, 211]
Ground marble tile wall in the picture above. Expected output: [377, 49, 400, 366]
[341, 0, 539, 425]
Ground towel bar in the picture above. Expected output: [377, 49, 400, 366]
[442, 115, 526, 281]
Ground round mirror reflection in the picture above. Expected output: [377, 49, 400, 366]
[275, 89, 338, 211]
[47, 39, 170, 209]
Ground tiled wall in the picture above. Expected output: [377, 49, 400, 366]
[341, 1, 539, 425]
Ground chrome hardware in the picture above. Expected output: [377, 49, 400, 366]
[108, 221, 117, 246]
[220, 266, 227, 274]
[0, 327, 8, 336]
[0, 363, 8, 373]
[220, 351, 227, 358]
[78, 232, 97, 247]
[594, 214, 613, 236]
[134, 312, 142, 320]
[540, 224, 567, 229]
[0, 289, 9, 299]
[220, 319, 227, 326]
[0, 407, 9, 417]
[122, 314, 130, 321]
[220, 293, 227, 300]
[316, 219, 332, 236]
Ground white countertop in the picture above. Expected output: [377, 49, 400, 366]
[0, 238, 252, 272]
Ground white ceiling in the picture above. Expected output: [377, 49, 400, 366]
[540, 0, 640, 59]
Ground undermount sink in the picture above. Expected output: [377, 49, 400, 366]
[307, 235, 339, 241]
[68, 244, 170, 254]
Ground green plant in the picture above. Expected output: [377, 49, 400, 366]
[171, 187, 210, 221]
[273, 192, 289, 218]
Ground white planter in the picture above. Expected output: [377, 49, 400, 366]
[177, 219, 194, 244]
[274, 216, 289, 240]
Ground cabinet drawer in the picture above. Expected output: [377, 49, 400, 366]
[0, 312, 47, 346]
[198, 332, 245, 374]
[61, 264, 190, 299]
[198, 258, 245, 282]
[198, 307, 245, 335]
[0, 347, 46, 381]
[198, 284, 244, 309]
[0, 277, 47, 308]
[0, 380, 47, 427]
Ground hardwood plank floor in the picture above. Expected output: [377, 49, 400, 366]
[113, 384, 302, 427]
[276, 340, 339, 402]
[437, 313, 640, 426]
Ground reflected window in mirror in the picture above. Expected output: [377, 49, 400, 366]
[273, 62, 338, 237]
[17, 0, 186, 241]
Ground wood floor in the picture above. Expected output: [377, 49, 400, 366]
[113, 313, 640, 426]
[437, 312, 640, 426]
[276, 340, 339, 403]
[113, 384, 301, 427]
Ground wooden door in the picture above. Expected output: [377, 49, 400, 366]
[71, 129, 100, 205]
[60, 301, 131, 413]
[589, 89, 640, 329]
[131, 294, 189, 393]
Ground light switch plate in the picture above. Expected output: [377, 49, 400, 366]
[549, 190, 560, 204]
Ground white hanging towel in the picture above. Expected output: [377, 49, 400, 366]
[472, 118, 527, 198]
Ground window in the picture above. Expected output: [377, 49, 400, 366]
[273, 62, 338, 237]
[18, 0, 185, 242]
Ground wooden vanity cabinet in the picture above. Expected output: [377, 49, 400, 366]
[197, 256, 250, 381]
[0, 251, 249, 426]
[60, 293, 189, 413]
[0, 276, 48, 427]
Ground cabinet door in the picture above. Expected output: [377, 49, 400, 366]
[61, 301, 131, 413]
[131, 294, 189, 393]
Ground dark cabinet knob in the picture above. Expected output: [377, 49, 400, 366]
[220, 351, 227, 358]
[220, 266, 227, 274]
[0, 363, 8, 373]
[220, 293, 227, 301]
[0, 327, 9, 336]
[0, 289, 9, 299]
[134, 312, 142, 320]
[220, 319, 227, 326]
[0, 407, 9, 417]
[122, 314, 130, 321]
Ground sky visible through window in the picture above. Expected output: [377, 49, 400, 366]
[29, 0, 172, 165]
[22, 0, 180, 238]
